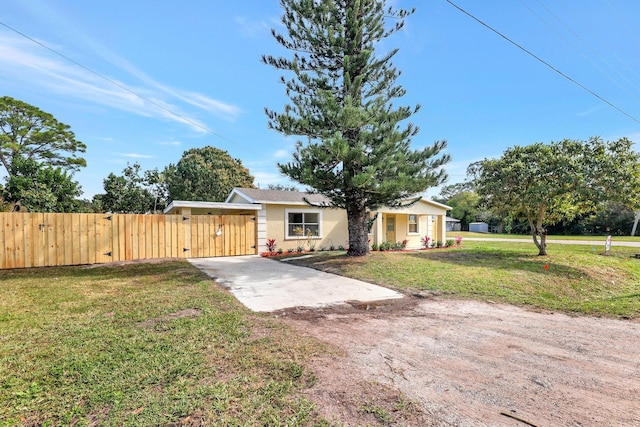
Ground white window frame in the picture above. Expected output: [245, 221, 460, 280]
[407, 214, 420, 235]
[285, 209, 323, 239]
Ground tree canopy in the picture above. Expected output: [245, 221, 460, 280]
[93, 163, 164, 214]
[3, 156, 82, 212]
[476, 137, 640, 255]
[0, 96, 86, 176]
[264, 0, 449, 256]
[164, 146, 255, 202]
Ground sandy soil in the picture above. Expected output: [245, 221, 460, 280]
[276, 297, 640, 426]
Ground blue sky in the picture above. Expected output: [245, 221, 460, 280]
[1, 0, 639, 200]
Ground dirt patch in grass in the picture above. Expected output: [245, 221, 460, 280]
[281, 297, 640, 426]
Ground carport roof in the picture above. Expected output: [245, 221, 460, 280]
[163, 200, 261, 215]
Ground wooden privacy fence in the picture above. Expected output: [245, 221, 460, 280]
[0, 212, 257, 269]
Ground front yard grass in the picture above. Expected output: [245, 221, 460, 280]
[455, 231, 640, 242]
[0, 261, 329, 426]
[293, 241, 640, 318]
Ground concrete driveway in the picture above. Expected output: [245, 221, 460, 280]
[188, 255, 403, 312]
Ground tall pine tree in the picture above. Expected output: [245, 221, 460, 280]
[263, 0, 449, 256]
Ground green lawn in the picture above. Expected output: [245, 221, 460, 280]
[293, 241, 640, 318]
[4, 242, 640, 425]
[0, 261, 330, 426]
[455, 231, 640, 242]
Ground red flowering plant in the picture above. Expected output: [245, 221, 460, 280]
[420, 236, 431, 249]
[266, 238, 277, 254]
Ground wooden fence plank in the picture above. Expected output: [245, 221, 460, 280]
[158, 215, 164, 258]
[86, 214, 96, 265]
[137, 215, 146, 259]
[165, 215, 172, 258]
[4, 215, 14, 269]
[71, 214, 80, 265]
[12, 214, 24, 269]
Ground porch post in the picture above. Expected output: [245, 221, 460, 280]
[374, 211, 384, 246]
[437, 214, 446, 243]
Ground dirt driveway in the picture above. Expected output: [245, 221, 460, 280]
[277, 298, 640, 426]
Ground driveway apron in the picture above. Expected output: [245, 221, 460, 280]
[188, 255, 403, 312]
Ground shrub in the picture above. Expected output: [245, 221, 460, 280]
[436, 240, 443, 248]
[445, 239, 454, 247]
[338, 245, 345, 251]
[296, 245, 304, 253]
[319, 246, 326, 252]
[277, 248, 283, 254]
[371, 243, 378, 251]
[420, 236, 431, 249]
[287, 248, 294, 253]
[329, 244, 336, 251]
[401, 239, 408, 249]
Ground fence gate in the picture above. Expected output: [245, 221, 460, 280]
[0, 212, 257, 269]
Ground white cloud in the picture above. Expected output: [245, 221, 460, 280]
[0, 30, 241, 132]
[157, 141, 183, 146]
[273, 149, 289, 158]
[234, 16, 273, 38]
[117, 153, 155, 159]
[252, 170, 288, 187]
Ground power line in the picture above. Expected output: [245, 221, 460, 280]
[445, 0, 640, 126]
[0, 20, 237, 143]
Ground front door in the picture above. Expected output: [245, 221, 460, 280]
[385, 215, 396, 242]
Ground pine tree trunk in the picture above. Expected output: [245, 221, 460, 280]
[346, 205, 369, 257]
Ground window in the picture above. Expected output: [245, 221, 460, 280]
[408, 214, 419, 234]
[286, 210, 321, 239]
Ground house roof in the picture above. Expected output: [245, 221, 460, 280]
[226, 188, 331, 205]
[446, 216, 461, 222]
[227, 187, 451, 210]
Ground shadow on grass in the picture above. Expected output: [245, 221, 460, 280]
[0, 259, 203, 283]
[296, 246, 588, 282]
[402, 248, 585, 279]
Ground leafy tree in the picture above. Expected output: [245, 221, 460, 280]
[93, 163, 162, 214]
[0, 96, 86, 176]
[3, 156, 82, 212]
[435, 182, 474, 204]
[264, 0, 449, 256]
[143, 167, 168, 212]
[447, 191, 480, 229]
[477, 137, 639, 255]
[266, 183, 300, 192]
[164, 146, 254, 202]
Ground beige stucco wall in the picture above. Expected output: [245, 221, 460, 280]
[265, 204, 348, 251]
[371, 199, 449, 249]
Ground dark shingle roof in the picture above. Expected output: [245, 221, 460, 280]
[231, 188, 331, 205]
